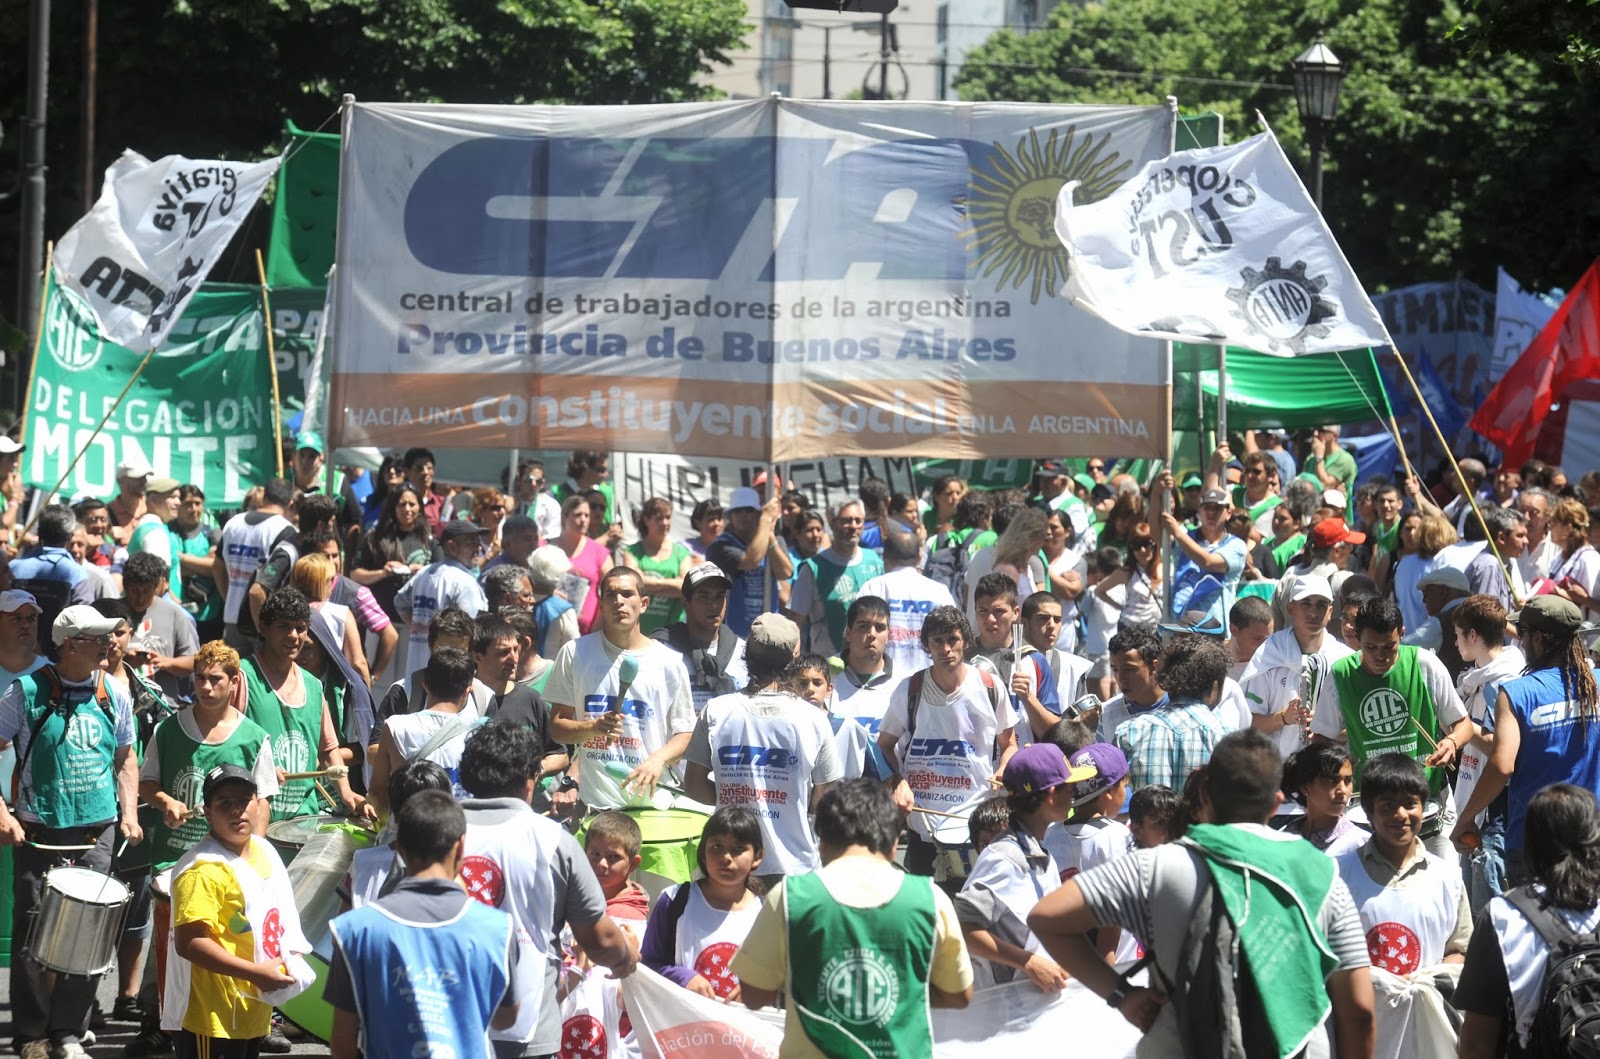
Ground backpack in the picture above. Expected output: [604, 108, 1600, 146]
[1160, 866, 1276, 1059]
[11, 666, 115, 806]
[1505, 886, 1600, 1058]
[652, 622, 740, 696]
[922, 529, 974, 606]
[905, 666, 1004, 765]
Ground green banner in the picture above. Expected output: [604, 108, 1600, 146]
[1172, 345, 1393, 434]
[268, 285, 325, 414]
[266, 121, 340, 288]
[24, 275, 279, 506]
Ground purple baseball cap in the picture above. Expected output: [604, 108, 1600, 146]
[1001, 744, 1095, 795]
[1070, 743, 1130, 805]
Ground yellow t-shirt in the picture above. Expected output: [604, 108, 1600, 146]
[171, 837, 277, 1039]
[729, 855, 973, 1059]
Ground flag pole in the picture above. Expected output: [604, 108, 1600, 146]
[1391, 346, 1519, 601]
[256, 249, 284, 477]
[16, 242, 53, 450]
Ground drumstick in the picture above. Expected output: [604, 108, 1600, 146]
[914, 806, 975, 822]
[1410, 715, 1441, 751]
[282, 765, 351, 781]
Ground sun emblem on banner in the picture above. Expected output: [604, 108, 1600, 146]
[968, 126, 1132, 304]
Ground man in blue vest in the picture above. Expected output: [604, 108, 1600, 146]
[9, 505, 96, 662]
[0, 604, 140, 1059]
[326, 789, 521, 1059]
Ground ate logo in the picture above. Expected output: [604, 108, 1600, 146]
[559, 1013, 607, 1059]
[694, 941, 742, 1000]
[460, 854, 506, 907]
[1366, 921, 1421, 976]
[261, 908, 284, 960]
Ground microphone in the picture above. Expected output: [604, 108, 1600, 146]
[607, 654, 641, 745]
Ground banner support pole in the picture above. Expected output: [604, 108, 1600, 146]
[16, 243, 52, 450]
[1215, 344, 1228, 447]
[256, 250, 284, 477]
[1391, 345, 1519, 602]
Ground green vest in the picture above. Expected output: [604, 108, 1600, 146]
[1330, 646, 1443, 791]
[1271, 532, 1307, 571]
[129, 518, 183, 599]
[806, 551, 884, 652]
[16, 668, 120, 828]
[241, 659, 327, 820]
[148, 711, 273, 869]
[786, 869, 938, 1059]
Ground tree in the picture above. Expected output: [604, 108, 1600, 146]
[954, 0, 1600, 293]
[1452, 0, 1600, 72]
[0, 0, 749, 307]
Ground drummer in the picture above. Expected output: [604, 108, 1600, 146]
[241, 588, 370, 822]
[0, 604, 142, 1059]
[546, 567, 695, 812]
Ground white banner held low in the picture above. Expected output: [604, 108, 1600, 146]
[1054, 130, 1388, 357]
[53, 150, 280, 352]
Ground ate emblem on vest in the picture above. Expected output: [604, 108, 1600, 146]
[460, 854, 506, 906]
[694, 941, 741, 999]
[820, 949, 900, 1028]
[559, 1013, 606, 1059]
[1366, 921, 1421, 976]
[261, 908, 284, 960]
[1358, 688, 1410, 738]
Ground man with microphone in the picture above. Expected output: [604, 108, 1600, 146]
[546, 567, 696, 812]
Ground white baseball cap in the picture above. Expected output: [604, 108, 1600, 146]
[1322, 489, 1347, 509]
[1289, 574, 1334, 603]
[0, 590, 40, 614]
[116, 457, 154, 479]
[727, 486, 762, 512]
[0, 437, 24, 455]
[52, 605, 122, 646]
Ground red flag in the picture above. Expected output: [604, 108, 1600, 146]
[1472, 260, 1600, 466]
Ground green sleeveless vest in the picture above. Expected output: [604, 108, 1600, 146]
[1330, 646, 1443, 791]
[786, 869, 938, 1059]
[241, 659, 326, 820]
[148, 711, 273, 869]
[807, 551, 883, 652]
[16, 669, 119, 828]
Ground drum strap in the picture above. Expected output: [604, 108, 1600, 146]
[11, 668, 115, 809]
[905, 667, 1004, 766]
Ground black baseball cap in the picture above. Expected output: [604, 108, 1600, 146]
[203, 764, 259, 803]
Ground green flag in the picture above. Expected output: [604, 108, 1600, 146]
[267, 285, 326, 413]
[266, 121, 340, 288]
[24, 273, 279, 506]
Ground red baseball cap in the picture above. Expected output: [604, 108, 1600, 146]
[1309, 517, 1366, 547]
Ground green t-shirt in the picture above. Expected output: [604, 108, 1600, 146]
[626, 540, 690, 634]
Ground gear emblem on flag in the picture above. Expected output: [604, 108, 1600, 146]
[1226, 257, 1338, 354]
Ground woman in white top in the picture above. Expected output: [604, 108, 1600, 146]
[1392, 513, 1454, 637]
[1092, 521, 1163, 628]
[1042, 509, 1089, 652]
[1455, 784, 1600, 1058]
[291, 553, 370, 686]
[965, 508, 1049, 626]
[1546, 498, 1600, 615]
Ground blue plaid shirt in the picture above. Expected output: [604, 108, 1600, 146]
[1112, 697, 1225, 791]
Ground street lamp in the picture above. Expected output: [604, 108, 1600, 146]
[1290, 31, 1345, 210]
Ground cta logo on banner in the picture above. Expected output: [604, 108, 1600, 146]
[1054, 130, 1388, 357]
[24, 274, 278, 505]
[53, 150, 279, 352]
[329, 99, 1174, 461]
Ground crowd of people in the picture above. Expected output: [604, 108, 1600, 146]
[2, 427, 1600, 1058]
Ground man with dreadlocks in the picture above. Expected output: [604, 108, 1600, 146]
[1452, 596, 1600, 885]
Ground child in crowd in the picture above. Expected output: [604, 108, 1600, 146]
[1280, 742, 1365, 857]
[1082, 548, 1125, 700]
[1043, 716, 1096, 763]
[1127, 784, 1180, 848]
[1044, 743, 1138, 964]
[967, 796, 1010, 854]
[1178, 766, 1212, 834]
[585, 811, 652, 935]
[1334, 753, 1470, 979]
[640, 806, 766, 1000]
[956, 745, 1088, 990]
[788, 653, 890, 781]
[166, 765, 312, 1059]
[339, 759, 453, 911]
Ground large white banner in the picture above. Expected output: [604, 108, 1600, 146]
[329, 99, 1174, 460]
[1490, 267, 1558, 385]
[53, 150, 280, 352]
[620, 964, 1142, 1058]
[1054, 131, 1389, 357]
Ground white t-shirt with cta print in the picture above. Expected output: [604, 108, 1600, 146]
[544, 633, 695, 811]
[878, 666, 1018, 839]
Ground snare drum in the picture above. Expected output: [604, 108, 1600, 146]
[578, 808, 708, 885]
[265, 814, 349, 864]
[932, 815, 976, 884]
[30, 866, 131, 975]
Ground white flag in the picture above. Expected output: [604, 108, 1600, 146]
[53, 150, 280, 352]
[1054, 131, 1388, 356]
[1489, 267, 1558, 384]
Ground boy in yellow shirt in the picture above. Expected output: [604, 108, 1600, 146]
[164, 764, 311, 1058]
